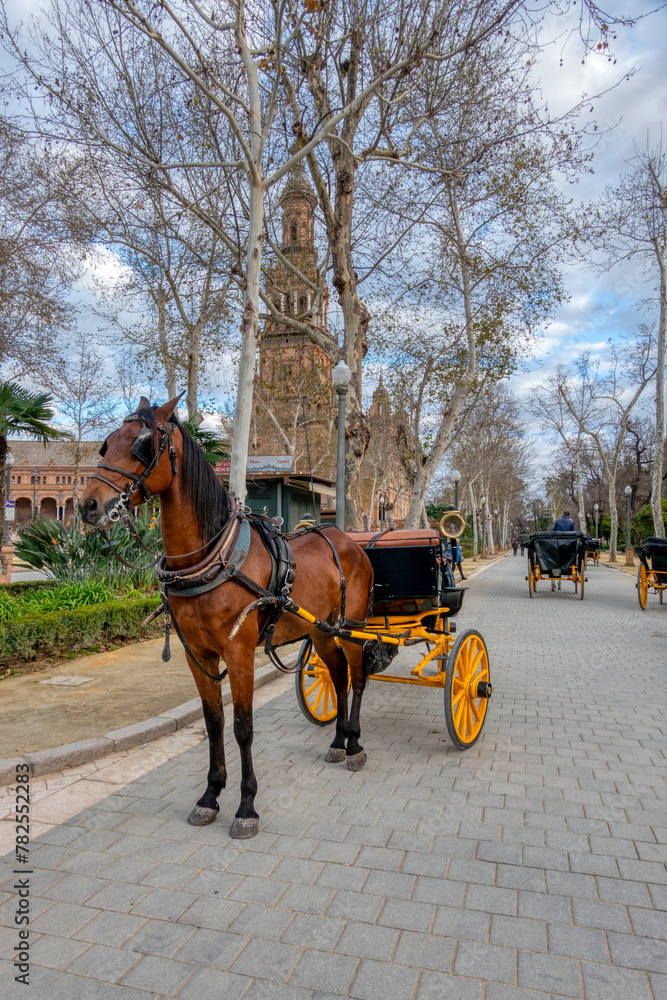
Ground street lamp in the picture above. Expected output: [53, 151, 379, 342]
[494, 508, 499, 551]
[453, 470, 461, 510]
[379, 493, 386, 529]
[480, 496, 486, 557]
[624, 485, 633, 566]
[3, 452, 14, 546]
[593, 503, 599, 540]
[332, 359, 352, 530]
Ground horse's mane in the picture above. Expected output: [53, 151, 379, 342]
[134, 404, 229, 542]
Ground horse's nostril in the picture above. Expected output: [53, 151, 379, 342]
[87, 497, 98, 512]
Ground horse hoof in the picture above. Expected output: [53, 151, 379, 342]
[346, 750, 367, 772]
[230, 816, 259, 839]
[187, 805, 218, 827]
[325, 747, 346, 763]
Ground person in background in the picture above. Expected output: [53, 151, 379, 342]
[448, 537, 466, 581]
[553, 510, 576, 532]
[512, 537, 519, 556]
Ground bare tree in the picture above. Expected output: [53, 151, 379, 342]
[40, 333, 118, 507]
[588, 148, 667, 536]
[556, 344, 656, 560]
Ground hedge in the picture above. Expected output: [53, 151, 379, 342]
[1, 580, 55, 595]
[0, 594, 162, 661]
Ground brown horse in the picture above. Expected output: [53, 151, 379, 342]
[79, 396, 374, 839]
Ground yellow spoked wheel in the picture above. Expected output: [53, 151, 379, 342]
[637, 563, 648, 610]
[295, 639, 350, 726]
[444, 629, 492, 750]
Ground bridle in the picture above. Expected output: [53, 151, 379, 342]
[91, 412, 179, 523]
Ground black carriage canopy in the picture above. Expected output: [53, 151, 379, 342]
[526, 531, 588, 575]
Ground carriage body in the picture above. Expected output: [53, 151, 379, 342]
[295, 528, 491, 749]
[585, 537, 601, 566]
[635, 537, 667, 609]
[525, 531, 588, 599]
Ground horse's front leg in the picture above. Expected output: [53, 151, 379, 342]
[226, 648, 259, 839]
[345, 643, 368, 772]
[185, 651, 227, 827]
[313, 636, 349, 764]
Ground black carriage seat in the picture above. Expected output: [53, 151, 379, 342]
[640, 537, 667, 581]
[347, 529, 464, 618]
[527, 531, 587, 576]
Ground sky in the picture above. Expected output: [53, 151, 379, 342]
[511, 3, 667, 396]
[3, 1, 666, 446]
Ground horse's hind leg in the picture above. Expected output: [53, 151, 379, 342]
[313, 637, 349, 764]
[226, 649, 259, 839]
[186, 653, 227, 827]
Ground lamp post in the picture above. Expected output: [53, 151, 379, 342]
[453, 470, 461, 510]
[3, 452, 14, 546]
[379, 493, 386, 529]
[624, 485, 633, 566]
[480, 496, 486, 557]
[332, 359, 352, 530]
[594, 503, 599, 540]
[494, 508, 499, 552]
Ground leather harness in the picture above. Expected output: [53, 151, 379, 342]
[95, 409, 354, 684]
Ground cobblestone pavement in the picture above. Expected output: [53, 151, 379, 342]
[2, 555, 666, 1000]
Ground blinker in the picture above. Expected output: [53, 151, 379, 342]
[129, 426, 155, 467]
[99, 439, 108, 457]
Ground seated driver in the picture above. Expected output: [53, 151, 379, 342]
[553, 510, 576, 532]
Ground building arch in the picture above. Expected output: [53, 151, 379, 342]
[40, 496, 58, 520]
[15, 497, 32, 525]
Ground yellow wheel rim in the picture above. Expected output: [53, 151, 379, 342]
[638, 563, 648, 609]
[449, 634, 489, 745]
[300, 652, 350, 724]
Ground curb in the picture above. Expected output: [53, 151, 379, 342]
[0, 654, 296, 787]
[464, 553, 507, 579]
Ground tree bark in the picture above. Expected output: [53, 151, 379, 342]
[652, 251, 666, 536]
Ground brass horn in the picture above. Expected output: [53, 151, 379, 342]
[439, 510, 466, 539]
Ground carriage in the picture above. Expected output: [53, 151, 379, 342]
[635, 536, 667, 610]
[585, 537, 601, 566]
[525, 531, 588, 599]
[294, 527, 492, 750]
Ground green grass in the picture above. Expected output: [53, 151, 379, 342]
[0, 579, 151, 623]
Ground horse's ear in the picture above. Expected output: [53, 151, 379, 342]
[138, 396, 151, 410]
[154, 391, 185, 424]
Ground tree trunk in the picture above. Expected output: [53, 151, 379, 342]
[73, 439, 82, 511]
[230, 178, 264, 501]
[186, 319, 204, 420]
[575, 439, 586, 532]
[469, 482, 478, 560]
[156, 288, 177, 399]
[608, 479, 619, 561]
[652, 255, 666, 536]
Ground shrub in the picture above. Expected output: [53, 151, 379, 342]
[632, 499, 667, 542]
[0, 594, 162, 660]
[14, 508, 161, 587]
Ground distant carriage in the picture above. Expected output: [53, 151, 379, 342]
[635, 537, 667, 610]
[525, 531, 588, 600]
[585, 537, 601, 566]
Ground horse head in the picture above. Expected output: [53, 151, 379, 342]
[79, 394, 184, 528]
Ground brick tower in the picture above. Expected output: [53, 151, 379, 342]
[255, 163, 335, 475]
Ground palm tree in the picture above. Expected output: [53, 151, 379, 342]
[0, 382, 68, 530]
[182, 416, 228, 466]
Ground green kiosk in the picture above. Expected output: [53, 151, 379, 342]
[215, 456, 336, 532]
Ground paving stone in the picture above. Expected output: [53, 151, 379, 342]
[415, 970, 483, 1000]
[484, 987, 552, 1000]
[230, 875, 289, 906]
[335, 922, 399, 961]
[228, 903, 295, 941]
[316, 863, 369, 892]
[349, 958, 419, 1000]
[518, 889, 571, 924]
[73, 910, 148, 946]
[173, 927, 248, 969]
[393, 929, 455, 972]
[289, 950, 359, 994]
[131, 886, 196, 921]
[119, 953, 195, 995]
[491, 914, 547, 953]
[272, 857, 325, 884]
[453, 940, 516, 984]
[178, 896, 245, 930]
[582, 962, 653, 1000]
[608, 931, 667, 973]
[231, 938, 302, 982]
[572, 898, 631, 932]
[464, 884, 517, 916]
[432, 904, 489, 942]
[30, 901, 99, 937]
[67, 942, 141, 983]
[517, 951, 582, 997]
[29, 933, 92, 970]
[326, 890, 384, 923]
[547, 921, 607, 961]
[278, 883, 335, 915]
[412, 876, 465, 907]
[362, 870, 416, 899]
[124, 918, 194, 958]
[243, 981, 316, 1000]
[378, 897, 435, 932]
